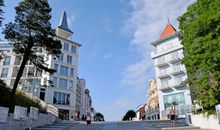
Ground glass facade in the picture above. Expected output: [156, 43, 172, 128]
[70, 68, 74, 77]
[67, 55, 72, 64]
[1, 68, 8, 77]
[71, 45, 76, 53]
[60, 65, 68, 76]
[163, 92, 185, 109]
[59, 78, 68, 89]
[3, 56, 11, 65]
[58, 53, 64, 61]
[64, 42, 69, 51]
[53, 92, 70, 105]
[54, 64, 59, 72]
[53, 77, 58, 87]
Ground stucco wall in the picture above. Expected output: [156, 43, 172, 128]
[191, 113, 220, 130]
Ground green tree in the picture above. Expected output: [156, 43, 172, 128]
[0, 0, 4, 26]
[3, 0, 62, 95]
[178, 0, 220, 110]
[122, 110, 136, 121]
[95, 112, 105, 121]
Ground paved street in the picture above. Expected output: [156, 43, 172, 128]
[33, 119, 202, 130]
[66, 119, 198, 130]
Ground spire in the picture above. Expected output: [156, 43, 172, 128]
[160, 22, 177, 39]
[58, 11, 73, 33]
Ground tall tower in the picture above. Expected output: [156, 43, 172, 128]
[151, 22, 192, 119]
[43, 11, 81, 120]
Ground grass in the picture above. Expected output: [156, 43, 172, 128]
[0, 80, 46, 113]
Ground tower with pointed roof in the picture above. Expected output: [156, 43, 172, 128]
[56, 11, 73, 38]
[150, 21, 192, 119]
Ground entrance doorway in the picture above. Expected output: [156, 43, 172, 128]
[59, 109, 69, 120]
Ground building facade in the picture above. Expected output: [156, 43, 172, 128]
[146, 79, 160, 120]
[151, 22, 192, 119]
[0, 11, 82, 120]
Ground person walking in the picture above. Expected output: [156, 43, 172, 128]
[169, 105, 176, 127]
[86, 113, 91, 127]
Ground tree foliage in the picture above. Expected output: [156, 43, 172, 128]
[3, 0, 62, 94]
[94, 112, 105, 121]
[122, 110, 136, 121]
[0, 0, 4, 26]
[178, 0, 220, 109]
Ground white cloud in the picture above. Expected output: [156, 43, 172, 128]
[104, 53, 113, 59]
[121, 0, 195, 89]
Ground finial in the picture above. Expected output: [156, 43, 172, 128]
[167, 16, 170, 23]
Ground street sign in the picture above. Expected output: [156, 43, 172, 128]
[14, 106, 27, 120]
[30, 107, 39, 120]
[0, 106, 9, 123]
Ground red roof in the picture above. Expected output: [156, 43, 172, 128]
[160, 23, 177, 38]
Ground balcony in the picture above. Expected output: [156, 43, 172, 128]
[159, 84, 170, 90]
[170, 66, 184, 75]
[156, 61, 169, 67]
[171, 80, 184, 88]
[169, 55, 181, 63]
[157, 71, 170, 78]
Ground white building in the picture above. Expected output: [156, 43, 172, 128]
[0, 11, 81, 120]
[151, 22, 192, 119]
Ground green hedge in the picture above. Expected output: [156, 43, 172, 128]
[0, 80, 46, 113]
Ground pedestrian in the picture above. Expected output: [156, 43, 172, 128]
[86, 113, 91, 127]
[169, 105, 176, 127]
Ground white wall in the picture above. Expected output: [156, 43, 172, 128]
[191, 113, 220, 130]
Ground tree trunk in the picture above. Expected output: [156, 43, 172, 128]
[12, 53, 29, 94]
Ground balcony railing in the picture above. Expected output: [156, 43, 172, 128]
[156, 60, 168, 67]
[169, 55, 181, 63]
[170, 66, 184, 75]
[171, 80, 184, 88]
[159, 84, 170, 90]
[158, 71, 170, 78]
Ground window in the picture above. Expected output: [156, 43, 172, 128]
[67, 55, 72, 64]
[58, 53, 64, 61]
[64, 42, 69, 51]
[163, 92, 185, 108]
[12, 67, 19, 77]
[59, 78, 68, 89]
[1, 68, 8, 77]
[71, 45, 76, 53]
[54, 64, 59, 72]
[3, 56, 11, 65]
[157, 56, 165, 64]
[70, 68, 74, 77]
[159, 67, 168, 75]
[161, 78, 169, 88]
[60, 66, 68, 76]
[53, 77, 58, 87]
[69, 81, 73, 89]
[27, 67, 35, 77]
[173, 63, 181, 72]
[14, 56, 22, 65]
[174, 75, 183, 84]
[53, 92, 70, 105]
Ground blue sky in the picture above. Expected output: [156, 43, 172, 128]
[1, 0, 194, 121]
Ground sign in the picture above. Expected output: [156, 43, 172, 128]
[0, 106, 9, 123]
[14, 106, 27, 120]
[29, 107, 39, 120]
[215, 104, 220, 110]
